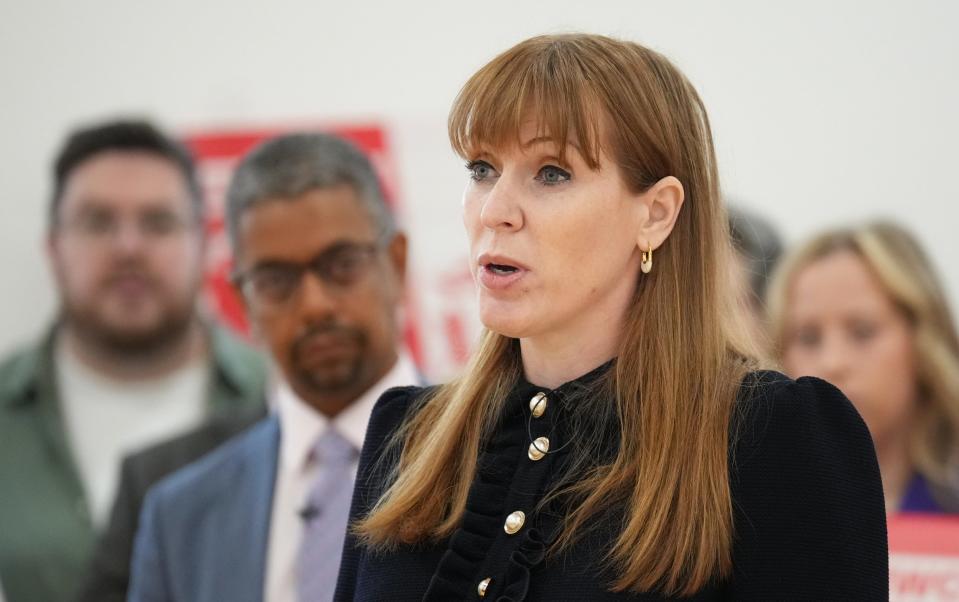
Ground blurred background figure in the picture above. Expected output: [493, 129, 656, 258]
[128, 133, 417, 602]
[727, 205, 783, 355]
[768, 221, 959, 513]
[0, 120, 266, 602]
[78, 381, 269, 600]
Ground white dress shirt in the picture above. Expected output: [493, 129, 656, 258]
[264, 353, 419, 602]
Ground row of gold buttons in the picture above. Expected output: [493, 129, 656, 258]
[478, 393, 552, 597]
[529, 392, 550, 461]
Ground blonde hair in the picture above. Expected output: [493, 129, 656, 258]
[356, 33, 760, 595]
[768, 221, 959, 487]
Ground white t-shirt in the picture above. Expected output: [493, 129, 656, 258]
[263, 353, 419, 602]
[56, 338, 210, 528]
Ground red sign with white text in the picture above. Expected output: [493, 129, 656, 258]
[890, 514, 959, 601]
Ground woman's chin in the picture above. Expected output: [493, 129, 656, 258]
[478, 304, 529, 339]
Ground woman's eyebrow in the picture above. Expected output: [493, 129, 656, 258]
[520, 136, 582, 153]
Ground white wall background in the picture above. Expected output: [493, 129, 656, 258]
[1, 0, 957, 376]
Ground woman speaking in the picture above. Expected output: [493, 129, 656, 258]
[335, 33, 887, 600]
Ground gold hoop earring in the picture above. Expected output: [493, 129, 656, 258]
[641, 243, 653, 274]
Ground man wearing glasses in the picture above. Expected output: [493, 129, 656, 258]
[0, 120, 266, 602]
[128, 133, 418, 602]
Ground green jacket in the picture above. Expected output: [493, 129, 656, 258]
[0, 323, 266, 602]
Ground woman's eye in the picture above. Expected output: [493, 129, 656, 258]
[466, 160, 496, 181]
[536, 165, 571, 185]
[793, 326, 821, 349]
[849, 321, 878, 343]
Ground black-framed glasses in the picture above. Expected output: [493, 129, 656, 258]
[232, 240, 385, 307]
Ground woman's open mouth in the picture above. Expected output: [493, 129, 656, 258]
[486, 263, 519, 275]
[478, 255, 527, 291]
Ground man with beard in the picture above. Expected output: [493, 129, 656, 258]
[128, 133, 417, 602]
[0, 120, 266, 602]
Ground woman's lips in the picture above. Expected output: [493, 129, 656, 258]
[476, 253, 529, 291]
[478, 262, 527, 290]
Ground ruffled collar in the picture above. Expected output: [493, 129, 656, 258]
[516, 358, 615, 397]
[422, 359, 614, 601]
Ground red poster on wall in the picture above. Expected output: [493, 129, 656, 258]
[182, 123, 422, 369]
[889, 514, 959, 601]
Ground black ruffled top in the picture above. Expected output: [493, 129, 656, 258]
[335, 369, 889, 601]
[419, 365, 603, 601]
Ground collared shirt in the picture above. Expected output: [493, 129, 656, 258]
[264, 353, 419, 602]
[0, 322, 267, 602]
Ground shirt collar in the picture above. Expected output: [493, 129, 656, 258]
[276, 352, 420, 473]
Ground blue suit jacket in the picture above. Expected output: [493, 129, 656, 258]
[128, 416, 280, 602]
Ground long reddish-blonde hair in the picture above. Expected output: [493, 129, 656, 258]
[356, 33, 758, 596]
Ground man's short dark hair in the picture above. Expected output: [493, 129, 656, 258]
[50, 119, 203, 227]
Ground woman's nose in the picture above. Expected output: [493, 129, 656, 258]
[479, 178, 523, 232]
[817, 334, 851, 384]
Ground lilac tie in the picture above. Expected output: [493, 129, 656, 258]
[297, 428, 358, 601]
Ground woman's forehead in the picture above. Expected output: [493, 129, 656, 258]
[464, 115, 604, 165]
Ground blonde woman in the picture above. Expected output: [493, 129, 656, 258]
[769, 221, 959, 514]
[335, 34, 887, 600]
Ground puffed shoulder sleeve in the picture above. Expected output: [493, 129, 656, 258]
[334, 385, 432, 601]
[727, 372, 888, 601]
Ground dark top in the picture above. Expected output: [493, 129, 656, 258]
[74, 406, 266, 602]
[335, 370, 888, 601]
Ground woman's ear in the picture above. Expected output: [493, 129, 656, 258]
[636, 175, 685, 252]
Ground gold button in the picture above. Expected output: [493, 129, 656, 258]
[527, 436, 550, 461]
[504, 510, 526, 534]
[478, 577, 491, 597]
[529, 392, 547, 418]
